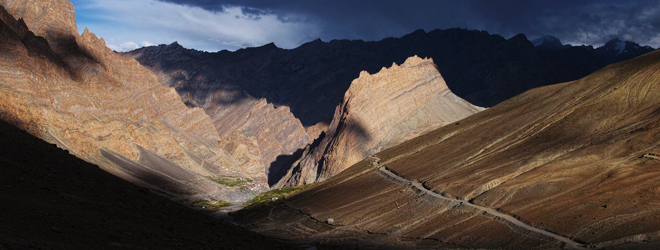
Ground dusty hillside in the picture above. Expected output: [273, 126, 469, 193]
[236, 50, 660, 249]
[276, 56, 483, 187]
[0, 0, 265, 204]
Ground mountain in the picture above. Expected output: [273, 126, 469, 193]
[531, 35, 655, 65]
[0, 0, 267, 205]
[125, 29, 654, 187]
[121, 42, 313, 188]
[125, 29, 613, 126]
[0, 118, 291, 249]
[125, 29, 655, 127]
[235, 50, 660, 249]
[592, 38, 656, 65]
[275, 56, 483, 187]
[531, 35, 572, 51]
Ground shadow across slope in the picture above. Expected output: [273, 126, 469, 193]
[0, 119, 291, 250]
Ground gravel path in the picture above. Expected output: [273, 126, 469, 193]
[371, 156, 587, 250]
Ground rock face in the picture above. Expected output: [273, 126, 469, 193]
[122, 43, 312, 186]
[276, 56, 483, 187]
[0, 0, 264, 203]
[237, 50, 660, 249]
[214, 98, 311, 185]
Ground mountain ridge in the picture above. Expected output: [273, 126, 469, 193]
[125, 27, 654, 187]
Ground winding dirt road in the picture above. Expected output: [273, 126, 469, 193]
[371, 156, 587, 250]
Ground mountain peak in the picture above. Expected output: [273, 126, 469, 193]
[167, 41, 182, 48]
[261, 42, 278, 49]
[510, 33, 528, 41]
[276, 56, 483, 187]
[531, 35, 572, 51]
[602, 38, 632, 55]
[531, 35, 560, 46]
[402, 28, 427, 40]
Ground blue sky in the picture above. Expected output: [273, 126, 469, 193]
[69, 0, 660, 52]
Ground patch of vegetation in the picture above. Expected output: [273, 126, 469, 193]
[243, 185, 307, 209]
[209, 176, 253, 187]
[192, 199, 232, 211]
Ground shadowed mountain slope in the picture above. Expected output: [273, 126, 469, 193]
[0, 119, 292, 250]
[235, 50, 660, 249]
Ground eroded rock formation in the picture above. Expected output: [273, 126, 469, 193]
[0, 0, 264, 203]
[276, 56, 483, 187]
[214, 98, 311, 185]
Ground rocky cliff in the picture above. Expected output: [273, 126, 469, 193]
[0, 0, 264, 203]
[124, 43, 312, 187]
[276, 56, 483, 187]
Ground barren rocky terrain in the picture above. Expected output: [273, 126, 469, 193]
[235, 49, 660, 249]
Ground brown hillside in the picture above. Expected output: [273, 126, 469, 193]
[236, 49, 660, 249]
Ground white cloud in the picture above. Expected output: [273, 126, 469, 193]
[74, 0, 320, 52]
[107, 41, 139, 52]
[141, 41, 154, 47]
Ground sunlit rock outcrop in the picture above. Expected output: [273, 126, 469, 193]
[276, 56, 483, 187]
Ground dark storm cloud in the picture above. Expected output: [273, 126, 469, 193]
[157, 0, 660, 47]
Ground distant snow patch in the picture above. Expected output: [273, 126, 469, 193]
[532, 35, 558, 47]
[615, 41, 626, 55]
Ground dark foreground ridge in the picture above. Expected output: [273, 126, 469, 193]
[0, 119, 293, 250]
